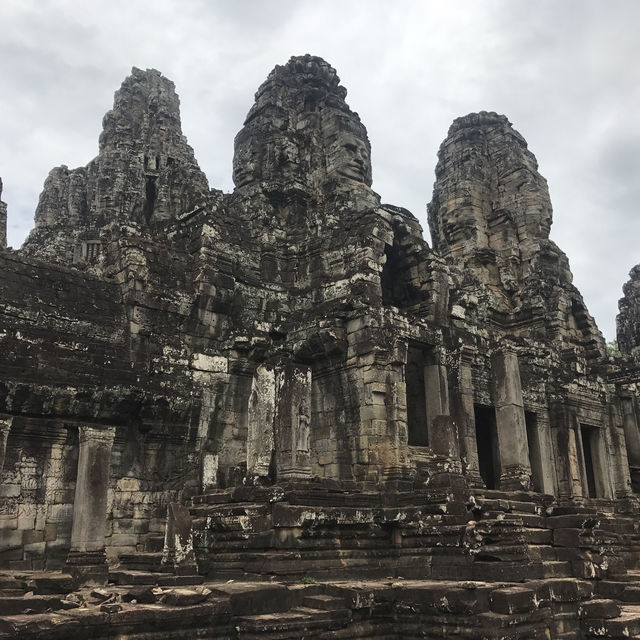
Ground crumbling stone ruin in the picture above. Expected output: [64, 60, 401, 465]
[2, 55, 640, 639]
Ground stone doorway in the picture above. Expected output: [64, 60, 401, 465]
[474, 405, 499, 489]
[580, 424, 607, 498]
[406, 345, 428, 446]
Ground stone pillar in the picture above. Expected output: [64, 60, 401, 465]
[607, 401, 633, 499]
[491, 348, 531, 490]
[531, 410, 558, 496]
[454, 350, 483, 487]
[0, 415, 12, 473]
[346, 316, 408, 482]
[274, 361, 312, 479]
[424, 360, 450, 431]
[620, 392, 640, 470]
[247, 364, 276, 480]
[0, 178, 7, 250]
[428, 415, 465, 489]
[162, 502, 198, 575]
[567, 425, 585, 498]
[553, 407, 584, 499]
[66, 425, 115, 585]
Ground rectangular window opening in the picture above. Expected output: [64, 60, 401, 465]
[475, 405, 499, 489]
[406, 345, 428, 446]
[580, 425, 600, 498]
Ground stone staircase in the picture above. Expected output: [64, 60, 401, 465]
[187, 481, 474, 581]
[6, 569, 640, 638]
[183, 481, 636, 585]
[84, 481, 640, 638]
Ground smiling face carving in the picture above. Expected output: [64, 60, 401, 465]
[232, 55, 373, 194]
[331, 133, 371, 183]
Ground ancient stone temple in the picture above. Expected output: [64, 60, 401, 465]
[2, 55, 640, 639]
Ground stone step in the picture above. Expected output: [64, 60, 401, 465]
[191, 491, 234, 505]
[28, 573, 75, 595]
[0, 594, 64, 616]
[236, 605, 351, 637]
[117, 552, 170, 573]
[524, 543, 558, 561]
[109, 569, 161, 585]
[109, 569, 203, 587]
[598, 581, 640, 603]
[582, 604, 640, 638]
[0, 575, 26, 590]
[144, 535, 165, 552]
[302, 593, 347, 611]
[545, 561, 573, 578]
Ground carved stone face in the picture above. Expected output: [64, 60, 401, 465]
[331, 133, 371, 183]
[232, 136, 262, 187]
[232, 57, 373, 192]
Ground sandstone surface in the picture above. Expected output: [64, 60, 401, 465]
[1, 55, 639, 639]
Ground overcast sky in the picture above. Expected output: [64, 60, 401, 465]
[1, 0, 638, 340]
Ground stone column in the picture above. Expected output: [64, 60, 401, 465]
[0, 178, 7, 250]
[66, 425, 116, 585]
[424, 359, 450, 432]
[601, 399, 631, 499]
[491, 348, 531, 490]
[567, 425, 585, 498]
[428, 415, 465, 490]
[454, 350, 483, 487]
[0, 415, 13, 473]
[620, 392, 640, 470]
[553, 406, 584, 499]
[162, 502, 198, 575]
[531, 410, 558, 496]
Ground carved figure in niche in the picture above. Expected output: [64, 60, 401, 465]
[296, 408, 310, 453]
[121, 420, 148, 478]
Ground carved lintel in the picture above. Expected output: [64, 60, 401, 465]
[77, 425, 116, 446]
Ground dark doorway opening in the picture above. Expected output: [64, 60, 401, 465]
[580, 425, 599, 498]
[475, 405, 499, 489]
[143, 175, 157, 222]
[406, 345, 428, 446]
[381, 241, 406, 308]
[525, 411, 544, 493]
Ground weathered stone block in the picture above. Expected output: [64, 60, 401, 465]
[22, 529, 44, 545]
[0, 484, 20, 498]
[578, 598, 621, 619]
